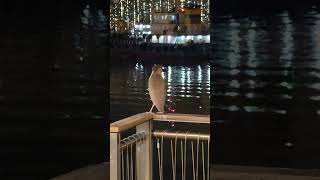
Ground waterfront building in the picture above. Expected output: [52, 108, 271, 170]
[151, 4, 209, 35]
[110, 0, 209, 35]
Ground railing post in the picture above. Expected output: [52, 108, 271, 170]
[110, 132, 121, 180]
[136, 120, 152, 180]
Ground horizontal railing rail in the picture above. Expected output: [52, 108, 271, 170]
[153, 131, 210, 141]
[120, 132, 146, 149]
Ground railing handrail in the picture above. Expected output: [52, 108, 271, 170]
[153, 113, 210, 124]
[110, 112, 210, 133]
[110, 112, 153, 133]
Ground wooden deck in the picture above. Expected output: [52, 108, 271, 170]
[51, 163, 320, 180]
[212, 164, 320, 180]
[49, 162, 109, 180]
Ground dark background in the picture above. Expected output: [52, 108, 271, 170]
[0, 0, 109, 179]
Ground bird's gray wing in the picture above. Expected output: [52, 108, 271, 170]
[148, 74, 166, 112]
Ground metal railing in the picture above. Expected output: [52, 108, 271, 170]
[110, 112, 210, 180]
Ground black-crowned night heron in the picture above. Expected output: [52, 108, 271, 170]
[148, 64, 166, 113]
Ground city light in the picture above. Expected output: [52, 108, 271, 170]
[110, 0, 209, 34]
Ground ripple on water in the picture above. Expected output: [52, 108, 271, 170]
[270, 109, 287, 115]
[214, 105, 240, 112]
[230, 69, 240, 75]
[225, 92, 239, 97]
[243, 106, 265, 112]
[309, 96, 320, 101]
[308, 83, 320, 90]
[229, 80, 240, 88]
[279, 82, 293, 89]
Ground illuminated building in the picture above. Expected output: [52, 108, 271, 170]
[110, 0, 209, 34]
[151, 4, 208, 35]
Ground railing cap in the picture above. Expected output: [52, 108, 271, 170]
[110, 112, 153, 133]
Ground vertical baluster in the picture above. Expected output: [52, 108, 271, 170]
[130, 137, 134, 180]
[170, 132, 178, 180]
[191, 141, 195, 180]
[161, 132, 164, 180]
[133, 134, 141, 180]
[122, 147, 124, 180]
[184, 133, 187, 180]
[181, 140, 184, 180]
[157, 138, 161, 180]
[126, 140, 130, 180]
[175, 133, 178, 180]
[207, 138, 210, 180]
[202, 141, 205, 180]
[171, 140, 175, 180]
[196, 135, 200, 180]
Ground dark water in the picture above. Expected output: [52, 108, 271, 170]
[0, 2, 107, 179]
[110, 63, 210, 121]
[212, 7, 320, 168]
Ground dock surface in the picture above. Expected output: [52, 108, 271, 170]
[51, 162, 320, 180]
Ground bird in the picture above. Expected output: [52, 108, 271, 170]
[148, 64, 166, 113]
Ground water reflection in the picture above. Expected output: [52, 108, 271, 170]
[228, 19, 241, 68]
[212, 7, 320, 168]
[279, 11, 294, 67]
[110, 63, 210, 121]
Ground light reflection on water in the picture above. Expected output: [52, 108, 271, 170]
[110, 63, 210, 121]
[212, 8, 320, 168]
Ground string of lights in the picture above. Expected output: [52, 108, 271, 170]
[110, 0, 209, 33]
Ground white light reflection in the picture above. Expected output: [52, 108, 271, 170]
[245, 93, 255, 98]
[225, 92, 239, 97]
[247, 21, 257, 68]
[207, 65, 210, 92]
[186, 67, 191, 90]
[229, 80, 240, 88]
[280, 11, 294, 68]
[168, 66, 172, 83]
[310, 96, 320, 101]
[181, 67, 186, 86]
[312, 12, 320, 68]
[270, 109, 287, 115]
[228, 19, 241, 68]
[280, 82, 293, 89]
[248, 80, 256, 88]
[243, 106, 265, 112]
[230, 69, 240, 75]
[197, 65, 202, 84]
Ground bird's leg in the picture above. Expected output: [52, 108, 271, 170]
[149, 104, 155, 112]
